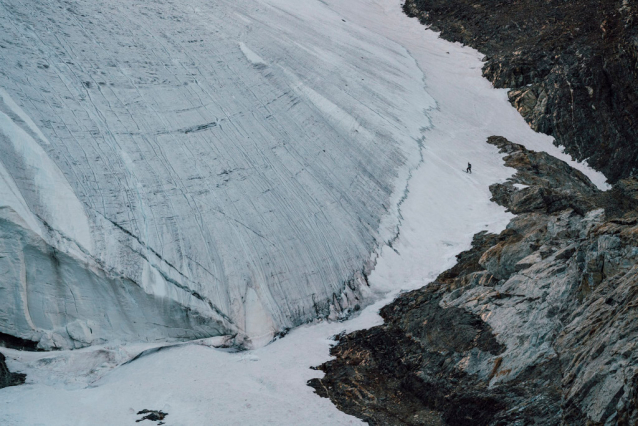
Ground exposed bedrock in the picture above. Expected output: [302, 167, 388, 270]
[310, 137, 638, 425]
[0, 352, 25, 390]
[404, 0, 638, 183]
[0, 0, 433, 349]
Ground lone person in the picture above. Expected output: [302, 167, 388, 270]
[466, 162, 472, 174]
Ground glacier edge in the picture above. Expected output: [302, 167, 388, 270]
[0, 0, 435, 349]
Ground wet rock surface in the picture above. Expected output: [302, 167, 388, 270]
[404, 0, 638, 183]
[0, 353, 25, 389]
[309, 137, 638, 425]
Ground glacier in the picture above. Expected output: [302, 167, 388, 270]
[0, 0, 611, 424]
[0, 0, 436, 349]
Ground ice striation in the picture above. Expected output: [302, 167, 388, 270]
[0, 0, 435, 348]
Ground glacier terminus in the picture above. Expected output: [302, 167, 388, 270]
[0, 0, 434, 350]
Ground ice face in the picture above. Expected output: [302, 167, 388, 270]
[0, 208, 232, 350]
[0, 0, 434, 348]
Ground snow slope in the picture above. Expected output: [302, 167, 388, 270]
[0, 0, 436, 348]
[0, 0, 609, 424]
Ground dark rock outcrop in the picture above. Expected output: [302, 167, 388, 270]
[0, 352, 26, 389]
[309, 137, 638, 425]
[0, 331, 39, 352]
[136, 409, 168, 424]
[403, 0, 638, 183]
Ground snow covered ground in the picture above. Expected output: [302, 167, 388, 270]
[0, 0, 608, 424]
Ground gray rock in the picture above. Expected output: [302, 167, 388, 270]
[310, 137, 638, 425]
[514, 252, 542, 271]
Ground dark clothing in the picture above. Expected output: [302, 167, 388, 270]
[466, 163, 472, 173]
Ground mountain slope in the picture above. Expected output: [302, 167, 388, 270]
[404, 0, 638, 183]
[311, 137, 638, 425]
[0, 0, 613, 423]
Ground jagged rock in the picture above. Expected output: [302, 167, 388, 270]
[310, 137, 638, 425]
[403, 0, 638, 183]
[508, 88, 538, 118]
[136, 409, 168, 423]
[514, 252, 541, 271]
[478, 229, 532, 281]
[0, 352, 25, 389]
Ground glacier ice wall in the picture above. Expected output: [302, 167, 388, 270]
[0, 0, 434, 348]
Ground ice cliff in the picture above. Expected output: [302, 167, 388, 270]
[0, 0, 435, 349]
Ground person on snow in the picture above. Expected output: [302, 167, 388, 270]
[466, 162, 472, 174]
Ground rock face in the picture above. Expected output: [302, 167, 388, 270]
[404, 0, 638, 183]
[309, 137, 638, 425]
[0, 353, 25, 390]
[0, 0, 432, 349]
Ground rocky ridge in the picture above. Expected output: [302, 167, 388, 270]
[309, 136, 638, 425]
[404, 0, 638, 183]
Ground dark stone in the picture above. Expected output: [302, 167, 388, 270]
[0, 352, 26, 389]
[0, 331, 40, 351]
[135, 409, 168, 423]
